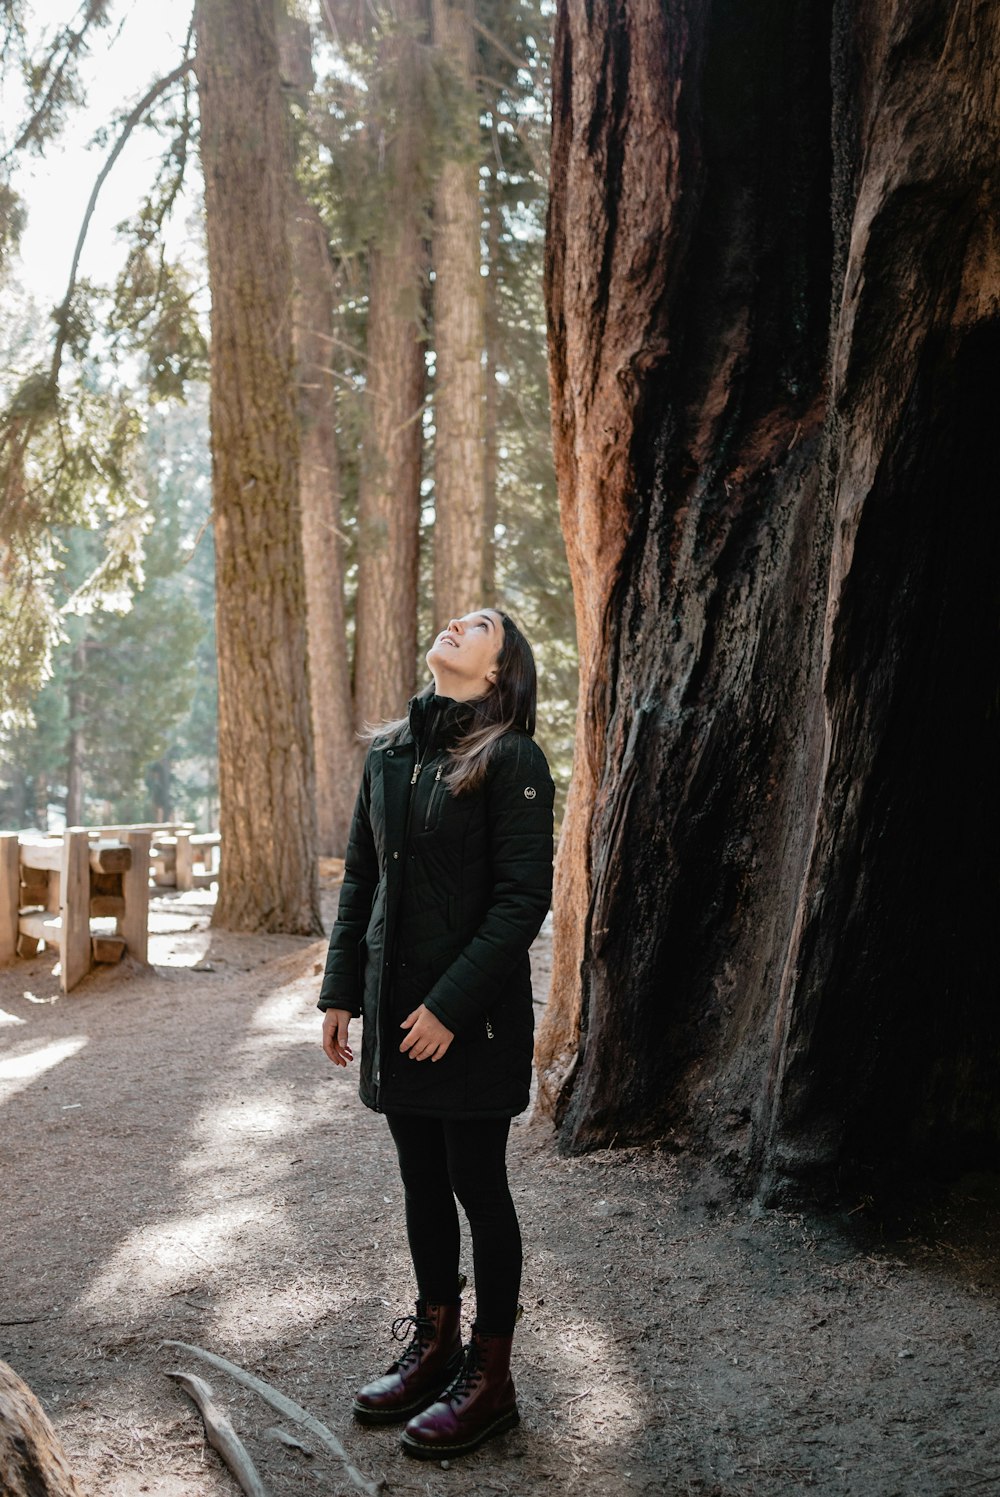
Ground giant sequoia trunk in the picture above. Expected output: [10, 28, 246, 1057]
[353, 0, 429, 728]
[196, 0, 322, 934]
[539, 0, 1000, 1190]
[279, 14, 360, 856]
[430, 0, 486, 617]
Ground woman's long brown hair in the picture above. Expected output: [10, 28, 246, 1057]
[365, 613, 538, 794]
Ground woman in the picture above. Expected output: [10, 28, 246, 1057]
[319, 609, 554, 1460]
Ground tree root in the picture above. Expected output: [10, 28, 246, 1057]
[166, 1370, 268, 1497]
[162, 1340, 384, 1497]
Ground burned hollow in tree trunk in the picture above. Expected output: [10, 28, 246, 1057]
[538, 0, 1000, 1192]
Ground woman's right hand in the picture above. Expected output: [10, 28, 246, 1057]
[322, 1009, 354, 1067]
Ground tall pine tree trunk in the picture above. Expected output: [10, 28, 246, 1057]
[196, 0, 322, 934]
[354, 0, 428, 727]
[279, 13, 360, 856]
[431, 0, 486, 618]
[482, 161, 500, 603]
[540, 0, 1000, 1188]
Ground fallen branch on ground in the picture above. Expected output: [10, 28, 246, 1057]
[162, 1341, 384, 1497]
[166, 1370, 268, 1497]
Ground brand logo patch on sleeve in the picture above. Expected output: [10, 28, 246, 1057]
[524, 786, 537, 800]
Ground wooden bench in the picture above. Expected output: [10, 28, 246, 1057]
[151, 830, 221, 891]
[0, 829, 152, 994]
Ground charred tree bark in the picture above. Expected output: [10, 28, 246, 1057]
[431, 0, 486, 617]
[540, 0, 1000, 1188]
[279, 14, 360, 856]
[354, 0, 429, 728]
[196, 0, 322, 934]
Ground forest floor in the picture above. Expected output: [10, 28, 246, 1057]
[2, 873, 999, 1497]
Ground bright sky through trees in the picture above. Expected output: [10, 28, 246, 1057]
[3, 0, 196, 307]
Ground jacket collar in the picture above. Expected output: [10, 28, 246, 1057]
[406, 691, 480, 758]
[378, 694, 479, 864]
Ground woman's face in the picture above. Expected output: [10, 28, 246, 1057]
[426, 610, 504, 698]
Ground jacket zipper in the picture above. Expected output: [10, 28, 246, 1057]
[424, 764, 445, 832]
[485, 1016, 494, 1041]
[379, 709, 447, 1106]
[377, 750, 421, 1111]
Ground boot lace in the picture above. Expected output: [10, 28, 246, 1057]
[390, 1313, 433, 1371]
[444, 1338, 485, 1403]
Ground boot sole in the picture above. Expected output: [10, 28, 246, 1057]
[400, 1405, 520, 1458]
[352, 1356, 464, 1427]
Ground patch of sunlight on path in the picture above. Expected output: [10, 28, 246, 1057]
[543, 1316, 649, 1448]
[78, 974, 328, 1340]
[0, 1036, 88, 1104]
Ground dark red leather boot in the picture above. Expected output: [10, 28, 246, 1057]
[352, 1301, 463, 1425]
[400, 1326, 519, 1458]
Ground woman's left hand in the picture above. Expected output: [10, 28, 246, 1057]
[399, 1005, 455, 1061]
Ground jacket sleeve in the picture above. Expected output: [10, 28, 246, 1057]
[423, 735, 554, 1034]
[317, 750, 379, 1015]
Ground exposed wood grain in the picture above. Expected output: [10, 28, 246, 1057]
[89, 895, 125, 918]
[18, 912, 61, 944]
[19, 841, 62, 873]
[60, 830, 91, 994]
[89, 843, 131, 874]
[19, 869, 49, 894]
[91, 934, 126, 964]
[0, 834, 18, 965]
[167, 1370, 269, 1497]
[163, 1341, 384, 1497]
[120, 830, 152, 965]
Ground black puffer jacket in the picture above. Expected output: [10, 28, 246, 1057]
[318, 693, 555, 1118]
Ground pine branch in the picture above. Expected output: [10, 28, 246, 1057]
[3, 1, 111, 162]
[49, 55, 195, 388]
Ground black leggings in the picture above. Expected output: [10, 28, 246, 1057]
[385, 1112, 522, 1336]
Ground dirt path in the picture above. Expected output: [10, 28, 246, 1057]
[2, 887, 998, 1496]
